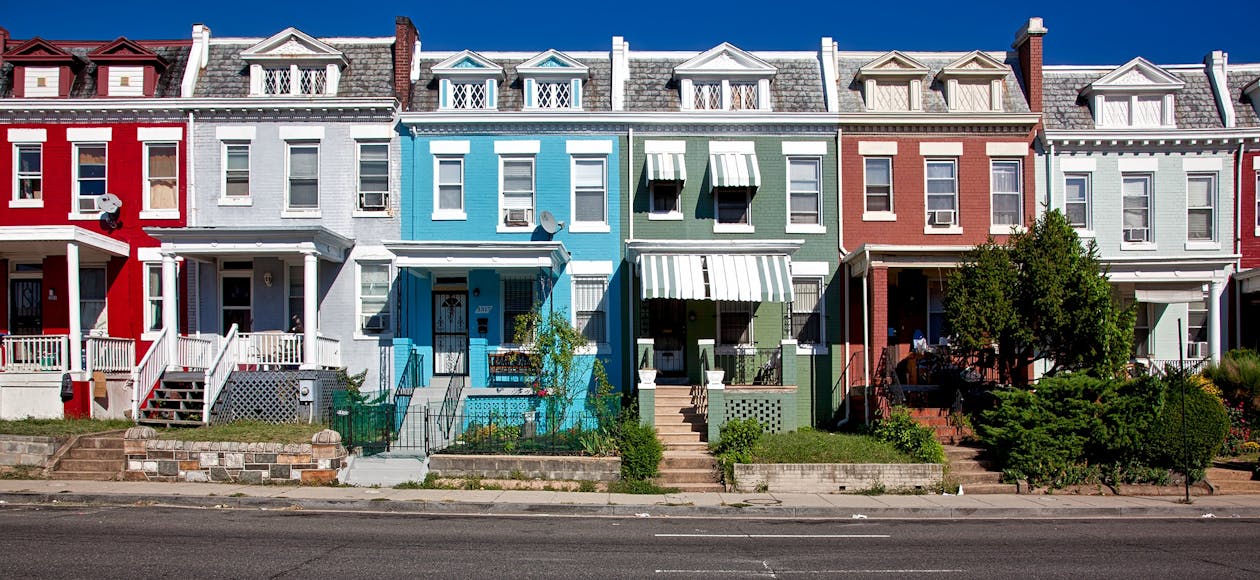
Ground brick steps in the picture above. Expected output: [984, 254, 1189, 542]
[652, 386, 721, 490]
[49, 435, 125, 481]
[1208, 467, 1260, 494]
[943, 444, 1016, 494]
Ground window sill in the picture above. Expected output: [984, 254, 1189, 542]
[1121, 242, 1158, 251]
[281, 210, 322, 219]
[9, 199, 43, 209]
[796, 345, 829, 356]
[569, 222, 610, 233]
[497, 225, 535, 234]
[713, 223, 755, 234]
[1074, 229, 1096, 238]
[648, 212, 684, 221]
[354, 333, 394, 341]
[67, 212, 102, 221]
[923, 226, 963, 235]
[140, 210, 180, 220]
[989, 224, 1026, 236]
[432, 211, 467, 221]
[862, 212, 897, 222]
[1185, 241, 1221, 251]
[218, 198, 252, 207]
[352, 210, 391, 218]
[786, 224, 827, 234]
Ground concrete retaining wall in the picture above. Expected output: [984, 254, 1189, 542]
[0, 435, 61, 467]
[123, 439, 347, 485]
[429, 454, 620, 482]
[734, 463, 944, 493]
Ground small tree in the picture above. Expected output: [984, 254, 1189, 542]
[514, 306, 613, 431]
[945, 210, 1133, 384]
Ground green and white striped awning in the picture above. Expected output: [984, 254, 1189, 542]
[709, 152, 761, 188]
[638, 254, 793, 303]
[646, 152, 687, 182]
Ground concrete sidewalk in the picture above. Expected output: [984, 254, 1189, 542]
[2, 479, 1260, 518]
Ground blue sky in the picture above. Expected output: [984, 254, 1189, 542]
[3, 1, 1257, 65]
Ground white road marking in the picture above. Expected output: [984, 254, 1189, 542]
[655, 533, 890, 538]
[655, 570, 965, 575]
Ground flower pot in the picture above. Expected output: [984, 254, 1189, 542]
[705, 370, 725, 386]
[638, 369, 658, 385]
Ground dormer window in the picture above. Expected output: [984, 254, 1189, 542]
[518, 49, 587, 110]
[242, 27, 347, 97]
[1084, 57, 1183, 129]
[856, 51, 929, 112]
[433, 50, 504, 111]
[3, 37, 76, 98]
[937, 51, 1009, 112]
[26, 67, 59, 96]
[675, 43, 777, 112]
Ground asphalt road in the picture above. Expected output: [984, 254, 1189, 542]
[1, 505, 1258, 579]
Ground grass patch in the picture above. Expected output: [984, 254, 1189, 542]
[607, 479, 678, 494]
[751, 430, 918, 464]
[156, 421, 326, 444]
[0, 418, 132, 438]
[0, 465, 44, 480]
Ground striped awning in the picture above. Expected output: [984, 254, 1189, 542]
[709, 153, 761, 188]
[646, 152, 687, 182]
[638, 254, 793, 303]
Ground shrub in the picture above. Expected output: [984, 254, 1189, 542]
[616, 419, 663, 481]
[1204, 349, 1260, 426]
[1148, 372, 1229, 481]
[871, 408, 946, 464]
[1221, 401, 1251, 457]
[711, 418, 764, 484]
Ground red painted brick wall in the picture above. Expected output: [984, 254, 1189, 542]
[1241, 151, 1260, 269]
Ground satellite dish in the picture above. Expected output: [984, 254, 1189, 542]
[539, 210, 564, 235]
[97, 193, 123, 214]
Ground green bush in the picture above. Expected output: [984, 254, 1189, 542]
[711, 418, 764, 484]
[616, 419, 663, 481]
[751, 429, 916, 464]
[1148, 372, 1229, 481]
[871, 408, 946, 464]
[1203, 349, 1260, 425]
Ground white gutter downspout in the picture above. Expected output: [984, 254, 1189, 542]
[187, 112, 196, 226]
[1236, 141, 1246, 348]
[1045, 137, 1055, 215]
[627, 126, 635, 385]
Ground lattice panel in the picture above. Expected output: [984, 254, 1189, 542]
[461, 396, 535, 418]
[726, 397, 784, 433]
[536, 82, 571, 108]
[212, 370, 344, 425]
[694, 83, 720, 110]
[730, 83, 757, 110]
[300, 68, 327, 95]
[452, 82, 487, 108]
[264, 68, 290, 95]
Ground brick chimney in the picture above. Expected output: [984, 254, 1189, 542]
[0, 27, 9, 66]
[394, 16, 418, 111]
[1012, 17, 1047, 113]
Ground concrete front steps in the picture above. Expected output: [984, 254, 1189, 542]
[944, 444, 1017, 494]
[50, 434, 125, 481]
[1207, 465, 1260, 494]
[908, 407, 972, 445]
[653, 386, 722, 492]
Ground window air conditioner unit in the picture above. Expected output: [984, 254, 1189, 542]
[1123, 228, 1149, 243]
[504, 208, 530, 226]
[931, 209, 955, 226]
[1186, 341, 1208, 359]
[360, 192, 387, 210]
[363, 315, 387, 332]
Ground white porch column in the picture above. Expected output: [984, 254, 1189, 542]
[1209, 279, 1225, 362]
[66, 243, 82, 374]
[302, 252, 318, 369]
[162, 252, 179, 366]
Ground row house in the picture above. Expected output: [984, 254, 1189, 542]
[839, 20, 1045, 415]
[1042, 51, 1242, 365]
[0, 30, 191, 419]
[1228, 64, 1260, 351]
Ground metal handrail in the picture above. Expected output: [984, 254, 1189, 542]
[201, 324, 240, 425]
[714, 347, 782, 386]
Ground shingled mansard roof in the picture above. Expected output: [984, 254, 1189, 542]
[1229, 68, 1260, 128]
[409, 51, 612, 112]
[833, 50, 1031, 115]
[195, 37, 395, 99]
[0, 41, 190, 99]
[1043, 60, 1227, 131]
[623, 51, 826, 113]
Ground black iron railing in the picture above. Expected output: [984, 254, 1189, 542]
[715, 347, 782, 386]
[431, 408, 619, 456]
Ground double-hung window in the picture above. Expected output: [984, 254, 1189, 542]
[791, 278, 822, 345]
[74, 144, 107, 214]
[357, 142, 389, 213]
[718, 301, 754, 346]
[14, 144, 42, 203]
[1133, 303, 1151, 357]
[715, 188, 752, 225]
[144, 264, 163, 333]
[1187, 294, 1208, 358]
[788, 158, 821, 226]
[990, 159, 1022, 227]
[503, 278, 535, 343]
[572, 157, 607, 229]
[144, 143, 178, 213]
[573, 277, 608, 344]
[1122, 174, 1152, 244]
[864, 158, 892, 212]
[358, 263, 391, 336]
[80, 267, 107, 335]
[434, 156, 464, 217]
[223, 143, 251, 201]
[1064, 173, 1091, 230]
[651, 181, 681, 216]
[1186, 173, 1215, 242]
[925, 159, 958, 227]
[500, 157, 535, 228]
[286, 143, 319, 212]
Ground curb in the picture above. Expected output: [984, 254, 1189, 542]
[4, 491, 1260, 519]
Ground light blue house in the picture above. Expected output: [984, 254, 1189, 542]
[389, 47, 624, 424]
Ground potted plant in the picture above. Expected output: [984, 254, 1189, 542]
[638, 367, 658, 385]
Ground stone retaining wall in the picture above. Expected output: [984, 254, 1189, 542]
[0, 435, 61, 467]
[123, 428, 347, 485]
[429, 454, 621, 482]
[734, 463, 944, 493]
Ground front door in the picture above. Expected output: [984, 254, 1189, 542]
[9, 278, 42, 335]
[222, 274, 252, 332]
[433, 292, 468, 375]
[648, 299, 687, 375]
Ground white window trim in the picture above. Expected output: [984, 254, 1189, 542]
[497, 155, 536, 233]
[1185, 172, 1217, 247]
[571, 274, 611, 354]
[786, 156, 825, 234]
[139, 142, 180, 220]
[570, 155, 610, 233]
[69, 142, 107, 220]
[1064, 172, 1093, 235]
[354, 261, 394, 340]
[432, 155, 466, 221]
[219, 141, 252, 206]
[1121, 173, 1156, 251]
[1094, 93, 1175, 129]
[525, 77, 583, 111]
[11, 142, 43, 208]
[862, 156, 894, 221]
[791, 276, 827, 355]
[141, 262, 163, 341]
[648, 180, 684, 221]
[283, 141, 321, 218]
[924, 158, 960, 234]
[353, 140, 391, 217]
[713, 187, 755, 234]
[1255, 171, 1260, 238]
[441, 78, 497, 111]
[988, 158, 1023, 235]
[680, 78, 771, 112]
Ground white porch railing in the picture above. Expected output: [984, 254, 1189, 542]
[202, 324, 241, 425]
[132, 328, 171, 420]
[238, 332, 304, 368]
[316, 335, 341, 368]
[178, 335, 217, 371]
[86, 337, 135, 374]
[0, 335, 69, 373]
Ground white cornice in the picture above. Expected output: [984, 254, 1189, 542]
[398, 111, 837, 125]
[0, 97, 397, 112]
[1046, 129, 1260, 143]
[838, 112, 1040, 126]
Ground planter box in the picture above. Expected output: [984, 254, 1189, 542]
[734, 463, 943, 493]
[429, 454, 621, 482]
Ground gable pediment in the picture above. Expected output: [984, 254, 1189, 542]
[241, 27, 346, 64]
[3, 37, 75, 64]
[1086, 57, 1184, 94]
[88, 37, 165, 66]
[432, 50, 504, 78]
[938, 50, 1009, 79]
[517, 49, 588, 78]
[856, 51, 929, 80]
[675, 43, 776, 78]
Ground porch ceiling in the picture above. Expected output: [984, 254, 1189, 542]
[383, 240, 570, 271]
[0, 225, 129, 259]
[143, 226, 353, 262]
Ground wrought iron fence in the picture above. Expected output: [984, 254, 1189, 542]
[330, 390, 395, 456]
[714, 348, 782, 385]
[431, 407, 620, 456]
